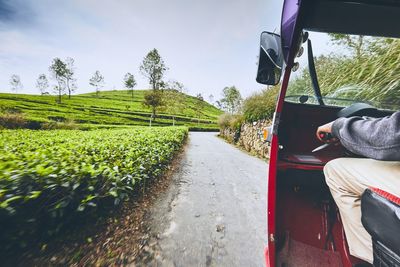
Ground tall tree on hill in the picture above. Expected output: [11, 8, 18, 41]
[36, 74, 49, 95]
[220, 86, 242, 113]
[89, 70, 105, 97]
[10, 74, 22, 93]
[124, 72, 137, 99]
[49, 58, 68, 103]
[65, 57, 77, 99]
[140, 49, 168, 90]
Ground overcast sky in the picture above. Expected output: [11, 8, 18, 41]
[0, 0, 332, 99]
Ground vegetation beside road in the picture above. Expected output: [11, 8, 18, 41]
[0, 127, 187, 252]
[217, 85, 278, 131]
[288, 37, 400, 108]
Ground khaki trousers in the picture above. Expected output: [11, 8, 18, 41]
[324, 158, 400, 264]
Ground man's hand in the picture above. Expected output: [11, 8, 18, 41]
[316, 121, 338, 143]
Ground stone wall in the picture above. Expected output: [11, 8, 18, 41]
[220, 119, 271, 159]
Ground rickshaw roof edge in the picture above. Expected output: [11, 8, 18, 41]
[301, 0, 400, 38]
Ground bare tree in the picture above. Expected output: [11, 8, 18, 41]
[10, 74, 23, 93]
[124, 72, 137, 99]
[36, 74, 49, 95]
[168, 80, 186, 93]
[65, 57, 77, 98]
[89, 70, 105, 97]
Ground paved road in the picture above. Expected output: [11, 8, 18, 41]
[136, 132, 268, 267]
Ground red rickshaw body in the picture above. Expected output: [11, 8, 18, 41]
[264, 0, 400, 266]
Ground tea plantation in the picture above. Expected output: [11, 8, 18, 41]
[0, 127, 187, 249]
[0, 90, 222, 130]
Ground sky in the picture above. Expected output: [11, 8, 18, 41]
[0, 0, 333, 99]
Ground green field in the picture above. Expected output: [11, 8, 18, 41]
[0, 90, 222, 130]
[0, 127, 188, 249]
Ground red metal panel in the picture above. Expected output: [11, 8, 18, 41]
[266, 65, 292, 266]
[277, 161, 324, 171]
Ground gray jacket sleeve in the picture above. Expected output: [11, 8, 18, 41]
[331, 111, 400, 161]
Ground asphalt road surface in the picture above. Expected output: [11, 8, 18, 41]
[135, 132, 268, 267]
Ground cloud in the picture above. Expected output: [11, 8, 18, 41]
[0, 0, 36, 27]
[0, 0, 286, 97]
[0, 0, 16, 23]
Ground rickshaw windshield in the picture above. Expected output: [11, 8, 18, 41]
[285, 33, 400, 111]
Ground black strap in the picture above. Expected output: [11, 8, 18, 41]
[307, 39, 325, 106]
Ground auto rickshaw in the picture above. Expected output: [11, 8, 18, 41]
[256, 0, 400, 266]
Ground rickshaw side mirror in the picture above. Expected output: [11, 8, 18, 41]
[256, 32, 284, 85]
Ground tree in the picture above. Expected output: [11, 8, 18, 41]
[49, 58, 68, 103]
[216, 100, 223, 109]
[167, 80, 186, 93]
[89, 70, 105, 97]
[36, 74, 49, 95]
[124, 72, 137, 99]
[195, 93, 206, 124]
[220, 86, 242, 113]
[289, 38, 400, 105]
[328, 34, 369, 60]
[143, 90, 163, 120]
[140, 48, 168, 90]
[65, 57, 77, 99]
[162, 90, 185, 126]
[208, 94, 215, 105]
[10, 74, 22, 93]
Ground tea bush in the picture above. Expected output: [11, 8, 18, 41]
[0, 127, 187, 249]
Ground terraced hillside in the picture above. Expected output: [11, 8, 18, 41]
[0, 90, 222, 130]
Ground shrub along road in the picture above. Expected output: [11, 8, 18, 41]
[135, 132, 268, 267]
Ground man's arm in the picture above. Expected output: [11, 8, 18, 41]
[328, 111, 400, 161]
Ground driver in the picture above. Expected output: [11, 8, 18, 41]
[317, 112, 400, 264]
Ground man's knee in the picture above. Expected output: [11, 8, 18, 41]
[323, 158, 348, 190]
